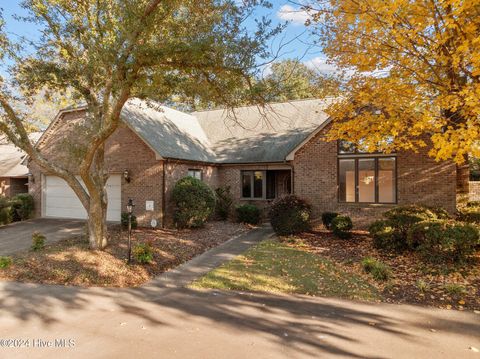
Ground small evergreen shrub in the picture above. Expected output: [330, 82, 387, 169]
[361, 257, 392, 281]
[384, 205, 437, 238]
[458, 210, 480, 224]
[466, 201, 480, 208]
[0, 256, 12, 269]
[172, 176, 216, 228]
[407, 220, 479, 263]
[269, 195, 311, 235]
[31, 231, 46, 251]
[121, 213, 138, 229]
[9, 193, 34, 222]
[331, 215, 353, 239]
[133, 243, 154, 264]
[236, 204, 261, 225]
[0, 197, 12, 225]
[215, 186, 233, 220]
[368, 220, 405, 251]
[321, 212, 339, 230]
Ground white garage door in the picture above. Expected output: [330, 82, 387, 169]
[44, 175, 121, 221]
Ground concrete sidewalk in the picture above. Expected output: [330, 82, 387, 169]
[0, 226, 478, 358]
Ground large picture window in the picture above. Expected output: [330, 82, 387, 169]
[241, 170, 292, 200]
[338, 144, 397, 204]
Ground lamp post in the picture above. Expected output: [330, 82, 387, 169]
[126, 198, 135, 264]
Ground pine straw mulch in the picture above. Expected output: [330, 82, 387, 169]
[0, 221, 250, 287]
[295, 227, 480, 311]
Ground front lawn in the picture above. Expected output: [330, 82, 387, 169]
[190, 238, 380, 301]
[0, 221, 248, 287]
[191, 228, 480, 311]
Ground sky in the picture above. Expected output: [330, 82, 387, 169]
[1, 1, 336, 77]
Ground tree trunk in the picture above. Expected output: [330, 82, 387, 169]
[87, 191, 108, 249]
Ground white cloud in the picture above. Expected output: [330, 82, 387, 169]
[277, 5, 311, 25]
[304, 56, 339, 75]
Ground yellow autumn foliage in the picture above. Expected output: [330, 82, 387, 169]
[309, 0, 480, 163]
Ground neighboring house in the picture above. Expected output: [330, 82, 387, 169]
[0, 133, 42, 198]
[27, 98, 462, 227]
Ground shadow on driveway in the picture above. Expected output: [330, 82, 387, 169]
[0, 218, 86, 255]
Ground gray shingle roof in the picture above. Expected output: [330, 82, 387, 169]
[121, 99, 217, 162]
[193, 98, 333, 163]
[0, 133, 42, 177]
[121, 98, 332, 164]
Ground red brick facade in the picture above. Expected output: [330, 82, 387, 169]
[292, 129, 457, 226]
[29, 110, 459, 228]
[0, 177, 28, 198]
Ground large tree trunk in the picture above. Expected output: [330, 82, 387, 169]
[87, 192, 108, 249]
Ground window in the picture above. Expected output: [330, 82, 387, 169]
[188, 169, 202, 180]
[241, 171, 265, 199]
[338, 144, 396, 204]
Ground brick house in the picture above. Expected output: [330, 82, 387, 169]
[27, 98, 460, 227]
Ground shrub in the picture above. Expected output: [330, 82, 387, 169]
[407, 220, 479, 263]
[133, 243, 154, 264]
[368, 220, 405, 251]
[236, 204, 261, 225]
[321, 212, 339, 230]
[269, 195, 311, 235]
[466, 201, 480, 208]
[0, 197, 12, 226]
[215, 186, 233, 220]
[331, 215, 353, 239]
[361, 257, 392, 281]
[458, 210, 480, 224]
[31, 232, 46, 251]
[9, 194, 34, 222]
[0, 256, 12, 269]
[384, 205, 438, 238]
[172, 176, 216, 228]
[121, 213, 138, 229]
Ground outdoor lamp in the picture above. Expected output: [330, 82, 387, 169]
[27, 173, 34, 184]
[123, 169, 131, 183]
[126, 198, 135, 264]
[126, 198, 135, 214]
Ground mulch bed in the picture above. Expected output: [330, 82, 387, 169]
[296, 227, 480, 311]
[0, 221, 250, 287]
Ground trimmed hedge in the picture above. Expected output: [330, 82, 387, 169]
[172, 177, 216, 228]
[407, 220, 479, 263]
[331, 215, 353, 239]
[269, 195, 311, 235]
[321, 212, 339, 230]
[368, 220, 401, 251]
[236, 204, 261, 225]
[0, 197, 12, 225]
[10, 193, 34, 222]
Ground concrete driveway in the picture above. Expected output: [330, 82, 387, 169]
[0, 227, 478, 358]
[0, 218, 85, 255]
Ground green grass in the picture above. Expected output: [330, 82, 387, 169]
[190, 239, 379, 301]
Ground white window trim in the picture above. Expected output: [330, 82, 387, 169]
[241, 170, 267, 200]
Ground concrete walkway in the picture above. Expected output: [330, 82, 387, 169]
[0, 226, 478, 358]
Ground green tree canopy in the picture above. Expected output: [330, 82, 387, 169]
[0, 0, 280, 248]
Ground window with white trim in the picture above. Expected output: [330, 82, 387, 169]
[188, 169, 202, 180]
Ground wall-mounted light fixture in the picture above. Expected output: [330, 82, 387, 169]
[123, 169, 131, 183]
[27, 173, 35, 184]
